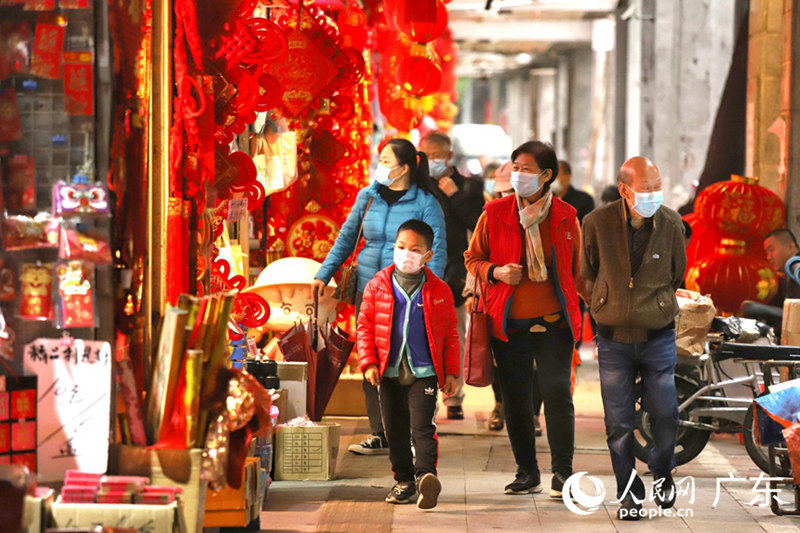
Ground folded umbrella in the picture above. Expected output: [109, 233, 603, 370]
[312, 321, 355, 421]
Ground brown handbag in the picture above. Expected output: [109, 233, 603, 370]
[464, 277, 494, 387]
[333, 197, 373, 305]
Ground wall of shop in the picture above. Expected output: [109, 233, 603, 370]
[616, 0, 746, 209]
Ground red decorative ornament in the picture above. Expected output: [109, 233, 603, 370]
[685, 239, 778, 314]
[695, 174, 785, 240]
[395, 44, 441, 97]
[388, 0, 448, 44]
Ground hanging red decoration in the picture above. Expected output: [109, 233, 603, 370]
[381, 96, 424, 133]
[694, 174, 785, 240]
[685, 239, 778, 314]
[388, 0, 448, 44]
[395, 44, 441, 97]
[337, 4, 367, 50]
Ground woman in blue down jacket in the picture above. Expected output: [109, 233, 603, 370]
[311, 137, 447, 455]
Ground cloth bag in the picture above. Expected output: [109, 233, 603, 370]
[333, 197, 372, 305]
[464, 278, 493, 387]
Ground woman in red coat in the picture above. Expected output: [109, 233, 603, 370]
[464, 141, 587, 499]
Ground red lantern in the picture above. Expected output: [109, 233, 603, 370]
[685, 239, 778, 314]
[337, 4, 367, 50]
[695, 174, 785, 240]
[388, 0, 448, 44]
[396, 45, 442, 97]
[381, 96, 424, 132]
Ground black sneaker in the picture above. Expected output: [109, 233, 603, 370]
[504, 470, 542, 494]
[549, 471, 571, 499]
[447, 406, 464, 420]
[386, 481, 417, 504]
[416, 473, 442, 509]
[617, 493, 642, 521]
[348, 434, 389, 455]
[652, 472, 676, 509]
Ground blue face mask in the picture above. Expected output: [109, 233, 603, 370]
[510, 170, 541, 198]
[485, 179, 496, 196]
[626, 185, 663, 218]
[428, 159, 447, 179]
[375, 164, 400, 186]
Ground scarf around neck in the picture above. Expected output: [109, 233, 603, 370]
[517, 191, 553, 282]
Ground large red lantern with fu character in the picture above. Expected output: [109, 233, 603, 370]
[685, 239, 778, 314]
[695, 175, 785, 240]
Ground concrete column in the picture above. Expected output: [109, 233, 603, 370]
[783, 0, 800, 230]
[567, 48, 593, 189]
[746, 0, 784, 192]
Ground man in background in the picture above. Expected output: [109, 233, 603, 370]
[419, 131, 485, 419]
[552, 160, 594, 223]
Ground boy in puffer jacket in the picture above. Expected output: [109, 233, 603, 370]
[357, 219, 460, 510]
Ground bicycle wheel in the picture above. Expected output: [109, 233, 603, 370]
[742, 403, 791, 477]
[634, 375, 711, 466]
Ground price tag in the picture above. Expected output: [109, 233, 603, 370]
[227, 197, 248, 221]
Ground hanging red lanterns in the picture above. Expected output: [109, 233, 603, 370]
[387, 0, 448, 44]
[685, 239, 778, 314]
[694, 174, 785, 240]
[395, 43, 441, 97]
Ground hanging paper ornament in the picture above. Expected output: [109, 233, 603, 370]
[0, 88, 23, 143]
[337, 4, 367, 50]
[388, 0, 448, 44]
[287, 214, 340, 261]
[19, 263, 53, 320]
[30, 18, 66, 79]
[7, 155, 36, 211]
[396, 44, 441, 97]
[62, 51, 93, 115]
[0, 261, 16, 302]
[55, 261, 95, 328]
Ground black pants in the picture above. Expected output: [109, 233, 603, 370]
[356, 290, 385, 436]
[491, 322, 575, 475]
[378, 376, 439, 483]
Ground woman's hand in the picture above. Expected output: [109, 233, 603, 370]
[494, 263, 524, 286]
[364, 365, 380, 386]
[464, 295, 474, 314]
[310, 279, 326, 304]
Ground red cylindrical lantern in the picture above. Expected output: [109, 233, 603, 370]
[685, 239, 778, 314]
[396, 49, 442, 97]
[695, 174, 786, 240]
[388, 0, 448, 44]
[380, 96, 424, 132]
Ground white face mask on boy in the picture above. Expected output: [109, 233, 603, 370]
[393, 247, 426, 274]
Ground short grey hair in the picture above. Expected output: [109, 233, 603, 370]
[420, 131, 452, 150]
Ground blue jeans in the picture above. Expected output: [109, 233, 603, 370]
[597, 329, 679, 497]
[491, 322, 574, 475]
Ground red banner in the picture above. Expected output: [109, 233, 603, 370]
[0, 88, 22, 143]
[30, 22, 65, 79]
[63, 51, 93, 115]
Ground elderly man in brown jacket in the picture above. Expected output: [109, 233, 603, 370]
[581, 156, 686, 521]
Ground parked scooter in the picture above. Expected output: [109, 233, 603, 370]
[634, 317, 798, 475]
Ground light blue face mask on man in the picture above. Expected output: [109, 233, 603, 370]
[626, 185, 663, 218]
[428, 159, 447, 179]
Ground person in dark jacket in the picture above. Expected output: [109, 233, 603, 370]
[581, 156, 687, 521]
[312, 138, 447, 456]
[551, 160, 595, 223]
[419, 131, 485, 420]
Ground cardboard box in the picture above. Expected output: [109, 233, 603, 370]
[273, 422, 340, 481]
[277, 362, 307, 420]
[783, 299, 800, 344]
[115, 445, 206, 533]
[273, 388, 289, 424]
[49, 501, 179, 532]
[203, 457, 259, 528]
[324, 374, 367, 416]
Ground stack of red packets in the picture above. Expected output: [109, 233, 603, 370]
[60, 470, 182, 504]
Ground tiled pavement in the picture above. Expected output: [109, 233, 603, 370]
[257, 350, 800, 532]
